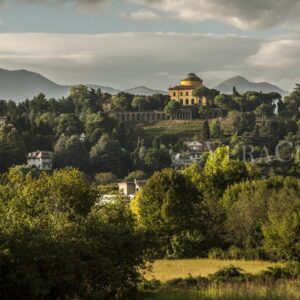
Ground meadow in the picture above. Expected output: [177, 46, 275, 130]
[145, 259, 279, 281]
[142, 259, 300, 300]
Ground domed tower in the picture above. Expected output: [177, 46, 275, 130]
[180, 73, 203, 88]
[168, 73, 206, 106]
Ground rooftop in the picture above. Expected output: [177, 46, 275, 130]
[183, 73, 203, 82]
[169, 85, 195, 91]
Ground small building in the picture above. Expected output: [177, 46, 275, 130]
[118, 179, 146, 198]
[27, 151, 54, 171]
[102, 100, 112, 112]
[186, 141, 205, 153]
[169, 73, 207, 106]
[0, 116, 7, 126]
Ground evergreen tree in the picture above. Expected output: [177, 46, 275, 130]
[0, 125, 27, 173]
[201, 120, 210, 141]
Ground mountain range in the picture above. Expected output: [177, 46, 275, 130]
[214, 76, 288, 95]
[0, 69, 288, 102]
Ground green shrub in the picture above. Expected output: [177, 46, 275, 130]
[258, 266, 291, 282]
[208, 248, 225, 260]
[209, 265, 249, 283]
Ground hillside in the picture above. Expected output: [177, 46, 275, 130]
[215, 76, 287, 95]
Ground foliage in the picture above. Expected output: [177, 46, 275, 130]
[131, 169, 205, 258]
[0, 168, 147, 299]
[0, 124, 27, 173]
[125, 170, 147, 181]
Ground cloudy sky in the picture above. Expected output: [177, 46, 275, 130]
[0, 0, 299, 90]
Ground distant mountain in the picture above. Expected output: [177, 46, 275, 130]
[123, 86, 167, 96]
[87, 85, 120, 95]
[0, 69, 168, 102]
[0, 68, 69, 101]
[214, 76, 287, 95]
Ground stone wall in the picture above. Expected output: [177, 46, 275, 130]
[109, 109, 192, 122]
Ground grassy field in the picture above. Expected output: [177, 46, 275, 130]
[145, 259, 281, 282]
[140, 119, 235, 142]
[144, 281, 300, 300]
[141, 120, 204, 140]
[141, 259, 299, 300]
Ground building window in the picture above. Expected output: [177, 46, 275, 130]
[191, 98, 195, 105]
[180, 92, 183, 96]
[185, 99, 189, 105]
[186, 92, 189, 96]
[180, 99, 183, 104]
[173, 92, 176, 96]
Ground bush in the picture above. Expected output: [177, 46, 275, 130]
[209, 265, 249, 283]
[258, 266, 291, 282]
[208, 248, 225, 260]
[165, 275, 208, 289]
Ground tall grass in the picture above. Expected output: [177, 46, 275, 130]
[142, 280, 300, 300]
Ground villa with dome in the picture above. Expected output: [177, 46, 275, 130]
[168, 73, 207, 106]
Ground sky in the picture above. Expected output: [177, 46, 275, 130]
[0, 0, 299, 91]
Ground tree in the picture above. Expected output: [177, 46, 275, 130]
[125, 170, 147, 181]
[90, 134, 129, 177]
[0, 168, 147, 299]
[193, 87, 219, 105]
[211, 119, 222, 138]
[255, 103, 275, 123]
[262, 177, 300, 261]
[144, 148, 171, 173]
[53, 135, 91, 172]
[164, 100, 181, 119]
[112, 93, 133, 111]
[233, 112, 256, 135]
[0, 125, 27, 173]
[84, 113, 116, 145]
[55, 114, 84, 137]
[131, 96, 147, 111]
[185, 147, 252, 199]
[94, 172, 117, 185]
[131, 169, 205, 258]
[201, 120, 210, 141]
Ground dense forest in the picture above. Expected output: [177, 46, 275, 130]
[1, 84, 300, 178]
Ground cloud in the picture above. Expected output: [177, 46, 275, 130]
[0, 32, 262, 89]
[1, 0, 300, 29]
[0, 32, 297, 91]
[248, 39, 300, 88]
[0, 0, 110, 13]
[128, 0, 300, 30]
[121, 10, 162, 21]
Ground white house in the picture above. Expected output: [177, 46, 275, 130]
[27, 151, 54, 171]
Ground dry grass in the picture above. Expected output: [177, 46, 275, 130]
[145, 259, 282, 282]
[146, 281, 300, 300]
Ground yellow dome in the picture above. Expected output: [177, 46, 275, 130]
[180, 73, 203, 87]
